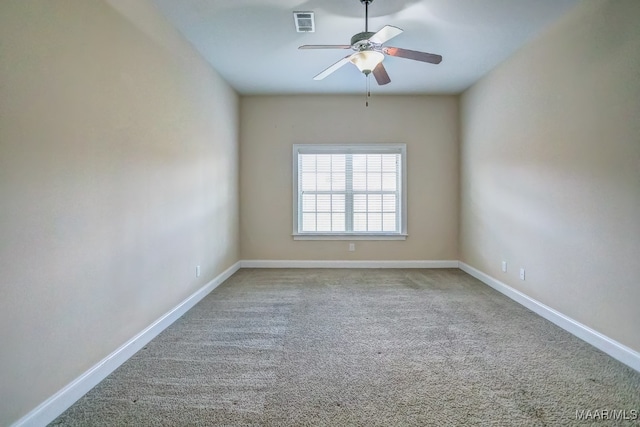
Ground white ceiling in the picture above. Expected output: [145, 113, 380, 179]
[151, 0, 579, 95]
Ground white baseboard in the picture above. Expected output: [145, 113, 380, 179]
[14, 259, 639, 427]
[459, 262, 640, 373]
[240, 259, 460, 269]
[12, 261, 241, 427]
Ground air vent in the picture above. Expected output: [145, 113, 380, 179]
[293, 11, 315, 33]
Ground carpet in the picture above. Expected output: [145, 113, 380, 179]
[51, 268, 640, 426]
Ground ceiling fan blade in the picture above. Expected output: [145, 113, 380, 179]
[299, 45, 352, 50]
[384, 46, 442, 64]
[372, 63, 390, 85]
[369, 25, 403, 44]
[313, 55, 353, 80]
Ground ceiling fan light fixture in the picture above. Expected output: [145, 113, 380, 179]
[350, 50, 384, 75]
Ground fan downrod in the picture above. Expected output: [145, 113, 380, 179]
[360, 0, 373, 32]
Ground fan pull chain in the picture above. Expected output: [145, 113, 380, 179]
[365, 74, 371, 107]
[365, 75, 368, 107]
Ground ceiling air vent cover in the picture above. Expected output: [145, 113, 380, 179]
[293, 11, 315, 33]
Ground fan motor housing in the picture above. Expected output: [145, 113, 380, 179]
[351, 32, 376, 50]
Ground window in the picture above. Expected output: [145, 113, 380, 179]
[293, 144, 407, 240]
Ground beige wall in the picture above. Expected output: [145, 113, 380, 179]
[460, 0, 640, 352]
[0, 1, 239, 424]
[240, 95, 459, 261]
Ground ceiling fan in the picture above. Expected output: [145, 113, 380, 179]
[299, 0, 442, 86]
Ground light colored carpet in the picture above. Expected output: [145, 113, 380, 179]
[51, 268, 640, 426]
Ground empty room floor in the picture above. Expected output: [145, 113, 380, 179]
[52, 269, 640, 426]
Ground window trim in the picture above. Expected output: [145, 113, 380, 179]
[292, 143, 407, 240]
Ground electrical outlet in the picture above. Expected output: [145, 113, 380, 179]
[519, 268, 525, 280]
[348, 243, 355, 252]
[196, 265, 201, 278]
[501, 261, 507, 272]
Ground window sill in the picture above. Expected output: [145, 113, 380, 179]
[292, 234, 407, 241]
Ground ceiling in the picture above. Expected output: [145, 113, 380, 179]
[151, 0, 579, 95]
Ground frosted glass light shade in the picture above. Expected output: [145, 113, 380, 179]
[350, 51, 384, 74]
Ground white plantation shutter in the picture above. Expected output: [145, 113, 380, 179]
[293, 144, 407, 238]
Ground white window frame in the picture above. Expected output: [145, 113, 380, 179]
[292, 143, 407, 240]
